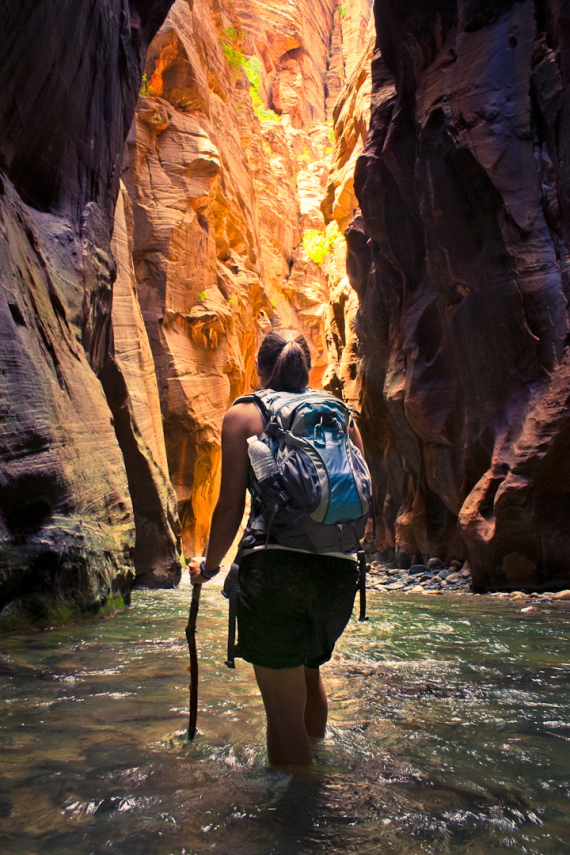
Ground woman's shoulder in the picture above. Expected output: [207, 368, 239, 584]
[223, 400, 265, 437]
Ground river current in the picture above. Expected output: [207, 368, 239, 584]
[1, 576, 569, 854]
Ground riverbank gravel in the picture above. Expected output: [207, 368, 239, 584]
[367, 558, 570, 608]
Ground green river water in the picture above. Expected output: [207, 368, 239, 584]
[1, 576, 569, 854]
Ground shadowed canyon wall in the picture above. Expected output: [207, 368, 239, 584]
[5, 0, 568, 628]
[352, 0, 570, 591]
[0, 0, 178, 629]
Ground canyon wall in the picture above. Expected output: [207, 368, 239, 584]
[5, 0, 567, 622]
[0, 0, 372, 626]
[0, 0, 177, 629]
[123, 0, 372, 554]
[352, 0, 570, 591]
[322, 13, 375, 409]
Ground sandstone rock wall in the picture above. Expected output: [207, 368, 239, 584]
[124, 0, 370, 554]
[352, 0, 570, 590]
[109, 185, 181, 586]
[322, 11, 376, 410]
[232, 0, 337, 126]
[0, 0, 177, 629]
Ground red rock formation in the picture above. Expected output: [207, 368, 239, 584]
[109, 185, 181, 586]
[322, 14, 375, 409]
[232, 0, 337, 126]
[352, 0, 570, 590]
[123, 0, 271, 554]
[0, 0, 177, 629]
[123, 0, 360, 554]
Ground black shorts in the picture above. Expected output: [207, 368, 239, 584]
[235, 549, 359, 670]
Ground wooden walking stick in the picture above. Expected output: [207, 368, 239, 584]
[185, 582, 202, 741]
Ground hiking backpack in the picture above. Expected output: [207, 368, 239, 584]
[235, 388, 372, 554]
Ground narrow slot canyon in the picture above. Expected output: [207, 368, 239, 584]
[2, 0, 570, 628]
[2, 4, 570, 852]
[114, 0, 376, 577]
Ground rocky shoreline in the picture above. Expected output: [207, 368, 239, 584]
[367, 558, 570, 610]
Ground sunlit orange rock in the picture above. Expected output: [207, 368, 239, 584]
[232, 0, 337, 126]
[125, 0, 362, 554]
[109, 184, 181, 587]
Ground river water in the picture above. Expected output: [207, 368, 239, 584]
[1, 576, 569, 855]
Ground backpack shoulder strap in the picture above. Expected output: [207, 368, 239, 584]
[231, 390, 273, 422]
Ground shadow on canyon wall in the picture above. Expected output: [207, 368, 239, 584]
[0, 0, 179, 629]
[351, 0, 570, 591]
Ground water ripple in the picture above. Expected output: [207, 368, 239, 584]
[0, 588, 569, 854]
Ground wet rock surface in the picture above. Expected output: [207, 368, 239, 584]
[367, 558, 570, 611]
[368, 559, 473, 595]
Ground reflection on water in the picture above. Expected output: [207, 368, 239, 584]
[1, 576, 569, 854]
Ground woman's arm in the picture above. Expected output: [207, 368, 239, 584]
[349, 422, 365, 454]
[189, 403, 263, 584]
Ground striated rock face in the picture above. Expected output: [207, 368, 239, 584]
[0, 179, 136, 624]
[109, 185, 181, 586]
[321, 4, 374, 410]
[0, 1, 174, 221]
[233, 0, 337, 126]
[124, 0, 276, 554]
[123, 0, 366, 554]
[0, 0, 177, 628]
[352, 0, 570, 590]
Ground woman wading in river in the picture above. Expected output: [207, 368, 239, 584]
[189, 328, 367, 769]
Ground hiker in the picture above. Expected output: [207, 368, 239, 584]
[189, 327, 368, 769]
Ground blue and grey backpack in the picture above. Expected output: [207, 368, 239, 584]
[235, 388, 372, 555]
